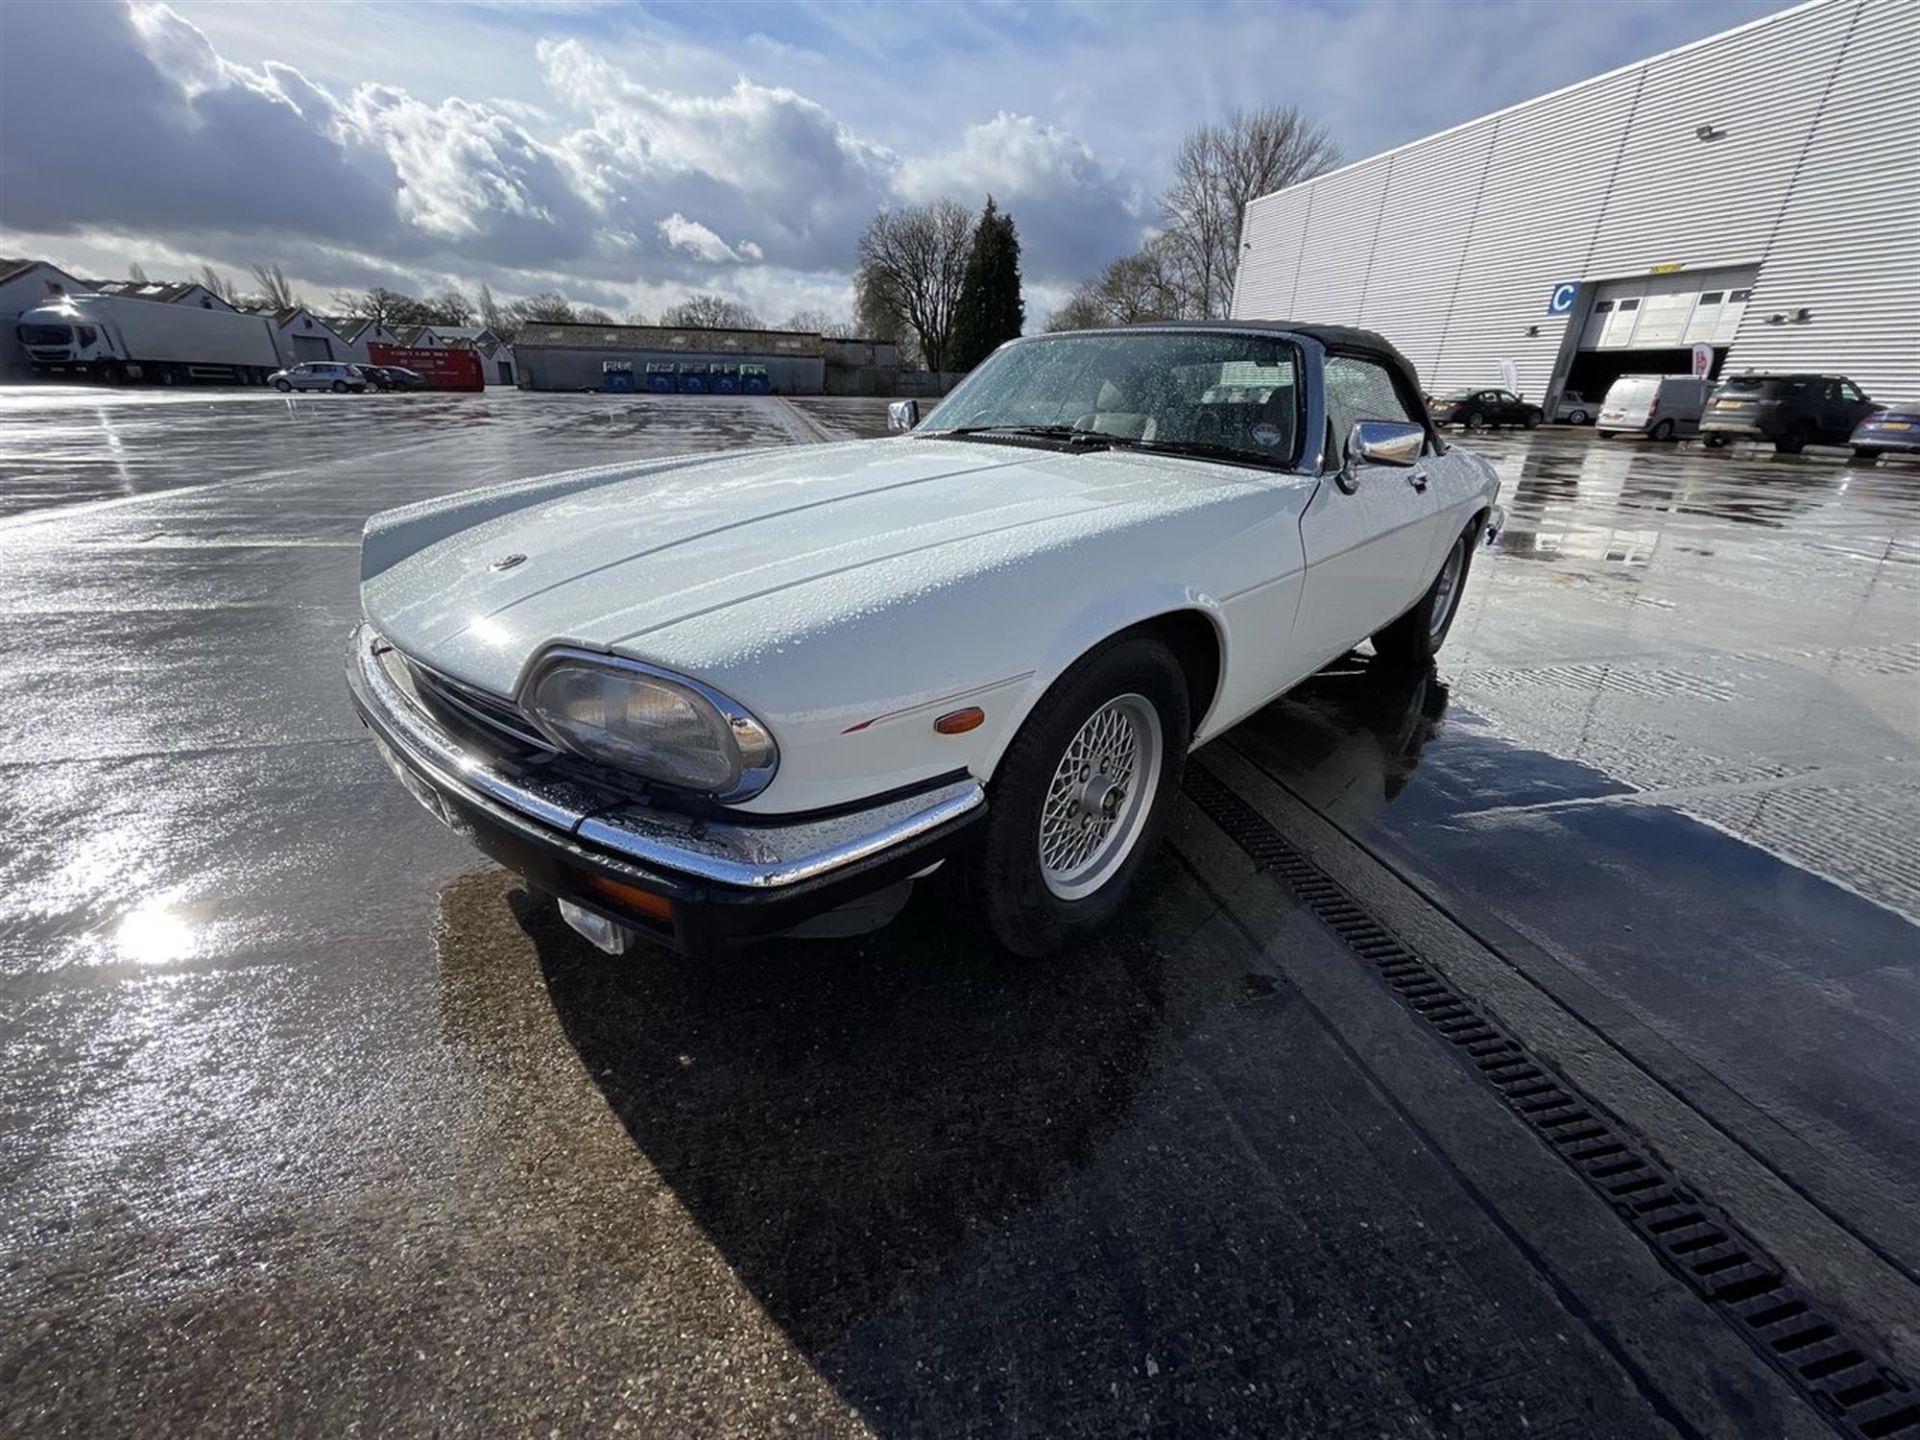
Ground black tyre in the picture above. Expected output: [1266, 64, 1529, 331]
[275, 379, 293, 392]
[1372, 524, 1476, 666]
[971, 635, 1190, 957]
[1702, 433, 1729, 449]
[1523, 410, 1542, 430]
[1567, 409, 1589, 426]
[1775, 423, 1810, 454]
[1463, 410, 1487, 432]
[1650, 419, 1676, 441]
[1852, 447, 1883, 461]
[331, 380, 349, 394]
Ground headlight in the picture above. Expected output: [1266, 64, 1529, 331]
[524, 652, 777, 800]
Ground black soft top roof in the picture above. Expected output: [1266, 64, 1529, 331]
[1052, 319, 1425, 394]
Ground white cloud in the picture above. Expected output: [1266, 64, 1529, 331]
[657, 213, 762, 265]
[0, 0, 1781, 331]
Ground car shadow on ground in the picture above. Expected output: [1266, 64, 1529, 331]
[437, 657, 1471, 1434]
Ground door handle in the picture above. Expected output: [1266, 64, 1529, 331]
[1408, 470, 1429, 492]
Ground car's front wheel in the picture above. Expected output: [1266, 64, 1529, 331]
[1373, 524, 1475, 666]
[972, 635, 1190, 957]
[1524, 411, 1542, 430]
[274, 379, 292, 392]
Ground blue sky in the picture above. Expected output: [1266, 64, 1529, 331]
[0, 0, 1782, 324]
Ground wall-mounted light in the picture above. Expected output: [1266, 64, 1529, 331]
[1525, 324, 1540, 337]
[1793, 307, 1812, 323]
[1695, 123, 1727, 142]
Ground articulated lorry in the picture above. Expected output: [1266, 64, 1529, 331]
[15, 292, 288, 385]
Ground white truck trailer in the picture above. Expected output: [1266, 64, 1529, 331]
[14, 292, 288, 385]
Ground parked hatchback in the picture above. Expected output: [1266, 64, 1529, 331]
[1700, 373, 1875, 453]
[1596, 375, 1712, 440]
[270, 361, 366, 394]
[1429, 388, 1543, 431]
[1849, 402, 1920, 461]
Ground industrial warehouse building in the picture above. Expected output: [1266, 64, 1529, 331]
[1232, 0, 1919, 409]
[514, 322, 827, 394]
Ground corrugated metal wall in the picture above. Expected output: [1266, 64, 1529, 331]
[1233, 0, 1920, 401]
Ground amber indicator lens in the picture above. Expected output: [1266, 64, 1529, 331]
[934, 707, 985, 735]
[586, 872, 674, 920]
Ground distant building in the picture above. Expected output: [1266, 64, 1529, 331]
[416, 325, 517, 385]
[251, 306, 350, 363]
[0, 258, 85, 375]
[326, 318, 402, 364]
[514, 321, 826, 394]
[91, 279, 237, 311]
[1232, 0, 1920, 404]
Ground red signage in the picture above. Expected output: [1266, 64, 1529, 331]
[367, 344, 484, 391]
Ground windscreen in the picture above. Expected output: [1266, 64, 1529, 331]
[921, 331, 1303, 466]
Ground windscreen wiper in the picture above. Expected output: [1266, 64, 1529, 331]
[1102, 436, 1285, 469]
[936, 424, 1113, 447]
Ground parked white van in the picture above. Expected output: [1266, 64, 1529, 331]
[1597, 375, 1713, 440]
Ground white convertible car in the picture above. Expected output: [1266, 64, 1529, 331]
[347, 322, 1502, 957]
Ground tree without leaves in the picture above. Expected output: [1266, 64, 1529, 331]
[478, 283, 510, 339]
[781, 307, 857, 339]
[198, 265, 239, 304]
[249, 263, 300, 312]
[424, 288, 475, 326]
[949, 197, 1026, 370]
[1158, 105, 1339, 318]
[856, 199, 972, 372]
[330, 286, 427, 328]
[1047, 239, 1183, 330]
[659, 294, 764, 330]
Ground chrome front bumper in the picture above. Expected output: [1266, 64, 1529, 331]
[344, 624, 986, 894]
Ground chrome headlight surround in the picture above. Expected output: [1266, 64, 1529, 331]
[519, 648, 778, 802]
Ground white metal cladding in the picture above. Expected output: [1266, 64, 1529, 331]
[1232, 0, 1920, 401]
[1728, 0, 1920, 397]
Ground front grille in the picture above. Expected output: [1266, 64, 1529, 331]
[405, 660, 551, 753]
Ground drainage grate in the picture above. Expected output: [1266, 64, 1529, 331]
[1183, 760, 1920, 1440]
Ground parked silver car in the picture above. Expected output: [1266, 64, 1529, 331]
[1553, 390, 1598, 425]
[269, 361, 366, 394]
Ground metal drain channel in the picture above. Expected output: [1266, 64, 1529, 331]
[1183, 760, 1920, 1440]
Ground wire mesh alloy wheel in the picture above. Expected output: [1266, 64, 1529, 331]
[1429, 540, 1466, 642]
[1037, 693, 1164, 901]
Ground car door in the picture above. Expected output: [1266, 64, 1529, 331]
[1835, 380, 1874, 439]
[1293, 354, 1459, 666]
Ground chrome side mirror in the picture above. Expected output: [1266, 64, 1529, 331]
[1339, 419, 1425, 492]
[888, 399, 920, 432]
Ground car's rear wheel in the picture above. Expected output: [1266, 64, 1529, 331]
[972, 635, 1189, 957]
[1567, 409, 1589, 426]
[1852, 446, 1883, 461]
[1463, 410, 1488, 432]
[1775, 423, 1810, 454]
[1703, 433, 1729, 449]
[1373, 525, 1475, 666]
[1650, 419, 1676, 441]
[331, 380, 349, 393]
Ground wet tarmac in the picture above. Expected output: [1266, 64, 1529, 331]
[1, 390, 1915, 1437]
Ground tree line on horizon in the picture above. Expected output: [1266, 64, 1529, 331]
[108, 102, 1331, 364]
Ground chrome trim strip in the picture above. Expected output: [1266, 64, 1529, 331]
[348, 625, 985, 890]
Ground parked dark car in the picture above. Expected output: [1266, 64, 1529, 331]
[360, 364, 430, 392]
[1429, 388, 1543, 431]
[1848, 402, 1920, 461]
[1699, 373, 1876, 453]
